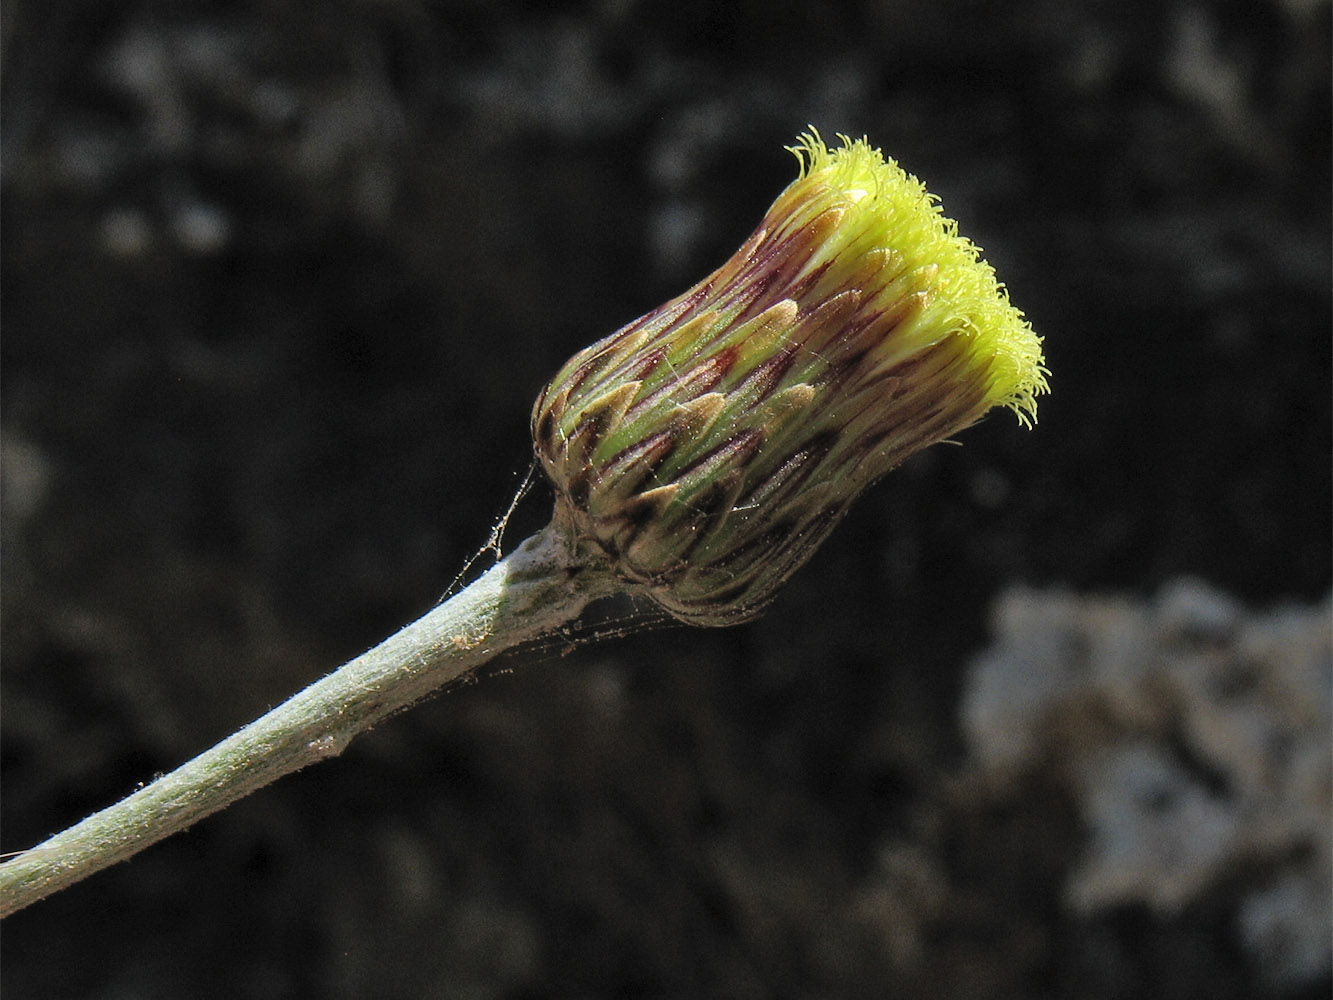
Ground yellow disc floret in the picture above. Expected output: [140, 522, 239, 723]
[786, 129, 1048, 426]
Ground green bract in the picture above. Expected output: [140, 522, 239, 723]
[533, 131, 1048, 625]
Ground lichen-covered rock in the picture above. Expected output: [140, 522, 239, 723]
[963, 578, 1332, 988]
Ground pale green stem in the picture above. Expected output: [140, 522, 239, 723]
[0, 523, 617, 918]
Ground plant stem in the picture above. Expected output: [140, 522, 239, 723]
[0, 523, 616, 918]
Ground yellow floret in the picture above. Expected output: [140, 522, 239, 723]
[785, 129, 1048, 425]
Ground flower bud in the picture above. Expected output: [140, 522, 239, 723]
[533, 131, 1048, 626]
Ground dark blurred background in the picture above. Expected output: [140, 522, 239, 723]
[2, 1, 1329, 997]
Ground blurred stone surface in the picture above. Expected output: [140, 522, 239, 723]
[964, 579, 1332, 989]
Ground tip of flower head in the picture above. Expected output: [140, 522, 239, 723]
[785, 128, 1048, 426]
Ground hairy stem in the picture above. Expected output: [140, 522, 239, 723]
[0, 523, 616, 918]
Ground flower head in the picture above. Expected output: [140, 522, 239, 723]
[533, 131, 1048, 626]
